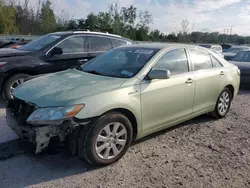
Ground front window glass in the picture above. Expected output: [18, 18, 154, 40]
[18, 34, 61, 51]
[231, 51, 250, 62]
[81, 47, 159, 78]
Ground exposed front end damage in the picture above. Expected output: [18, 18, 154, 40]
[6, 98, 89, 153]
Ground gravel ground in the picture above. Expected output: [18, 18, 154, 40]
[0, 89, 250, 188]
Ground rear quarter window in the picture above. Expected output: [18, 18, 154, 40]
[111, 39, 128, 47]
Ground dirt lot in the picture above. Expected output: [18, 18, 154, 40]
[0, 89, 250, 188]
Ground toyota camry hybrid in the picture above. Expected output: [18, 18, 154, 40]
[6, 43, 240, 166]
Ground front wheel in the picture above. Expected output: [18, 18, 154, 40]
[78, 112, 133, 166]
[211, 88, 232, 118]
[3, 73, 30, 101]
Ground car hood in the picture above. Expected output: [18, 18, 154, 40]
[13, 69, 126, 107]
[0, 48, 30, 58]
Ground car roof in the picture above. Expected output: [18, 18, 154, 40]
[124, 42, 202, 50]
[50, 31, 132, 41]
[199, 44, 221, 46]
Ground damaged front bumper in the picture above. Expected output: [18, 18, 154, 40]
[6, 108, 75, 153]
[5, 97, 92, 154]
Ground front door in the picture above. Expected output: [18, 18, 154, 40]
[42, 35, 88, 72]
[141, 48, 195, 134]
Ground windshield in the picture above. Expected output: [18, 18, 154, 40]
[231, 51, 250, 62]
[223, 47, 248, 53]
[18, 34, 61, 51]
[81, 47, 159, 78]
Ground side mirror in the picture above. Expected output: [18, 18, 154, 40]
[50, 47, 63, 56]
[148, 68, 171, 80]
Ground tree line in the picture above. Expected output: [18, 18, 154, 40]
[1, 0, 250, 44]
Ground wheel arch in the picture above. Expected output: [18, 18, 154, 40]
[225, 84, 235, 98]
[1, 68, 36, 90]
[105, 108, 138, 142]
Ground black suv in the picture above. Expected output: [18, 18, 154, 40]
[0, 31, 132, 101]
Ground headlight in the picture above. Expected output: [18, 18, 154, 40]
[27, 104, 84, 123]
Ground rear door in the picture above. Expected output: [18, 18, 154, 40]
[86, 35, 113, 60]
[188, 48, 227, 114]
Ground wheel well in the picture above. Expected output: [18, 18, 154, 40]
[107, 108, 138, 142]
[225, 85, 234, 98]
[1, 69, 35, 90]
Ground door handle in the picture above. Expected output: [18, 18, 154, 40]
[79, 59, 88, 63]
[220, 71, 224, 75]
[185, 78, 193, 84]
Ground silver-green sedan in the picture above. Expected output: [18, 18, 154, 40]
[6, 43, 240, 166]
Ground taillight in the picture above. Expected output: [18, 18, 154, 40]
[237, 68, 241, 75]
[11, 45, 21, 49]
[0, 62, 7, 67]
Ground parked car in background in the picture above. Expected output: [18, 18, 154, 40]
[221, 43, 233, 51]
[222, 46, 250, 60]
[0, 40, 30, 49]
[0, 30, 132, 101]
[229, 50, 250, 85]
[6, 43, 240, 166]
[198, 44, 222, 53]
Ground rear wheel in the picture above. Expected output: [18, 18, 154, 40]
[211, 88, 232, 118]
[78, 112, 133, 166]
[3, 73, 30, 101]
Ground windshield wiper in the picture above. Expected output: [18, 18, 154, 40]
[84, 70, 103, 76]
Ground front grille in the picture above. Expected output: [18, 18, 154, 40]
[11, 98, 36, 123]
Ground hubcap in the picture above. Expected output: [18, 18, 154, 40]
[10, 78, 25, 98]
[218, 91, 230, 115]
[95, 122, 127, 160]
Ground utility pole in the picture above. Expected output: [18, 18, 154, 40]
[230, 25, 233, 44]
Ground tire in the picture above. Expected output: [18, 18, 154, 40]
[210, 87, 232, 119]
[3, 73, 30, 101]
[78, 112, 133, 166]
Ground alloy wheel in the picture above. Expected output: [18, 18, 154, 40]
[10, 78, 25, 98]
[218, 91, 230, 116]
[95, 122, 127, 160]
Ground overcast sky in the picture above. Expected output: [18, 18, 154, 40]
[17, 0, 250, 36]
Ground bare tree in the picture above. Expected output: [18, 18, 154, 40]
[181, 19, 190, 34]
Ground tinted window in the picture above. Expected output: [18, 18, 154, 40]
[189, 48, 212, 71]
[210, 55, 223, 68]
[154, 49, 189, 74]
[223, 47, 249, 53]
[231, 51, 250, 62]
[81, 47, 159, 78]
[111, 39, 128, 47]
[57, 36, 84, 53]
[89, 36, 112, 51]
